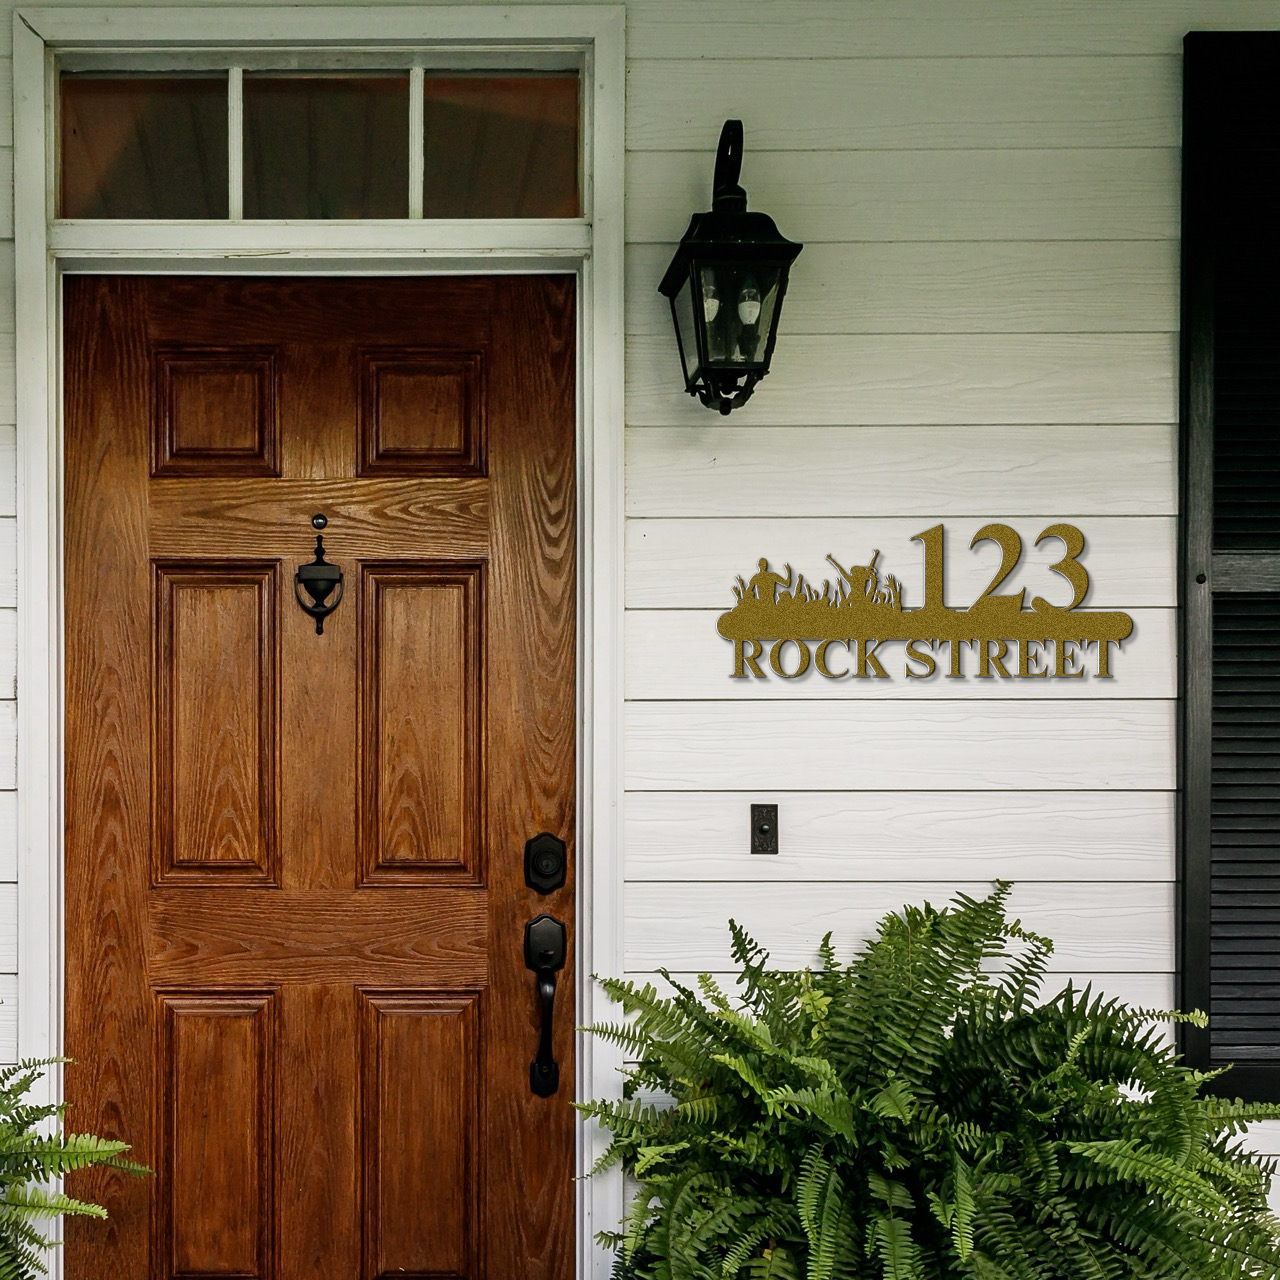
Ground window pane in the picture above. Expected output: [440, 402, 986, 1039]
[422, 75, 579, 218]
[61, 76, 229, 219]
[244, 75, 409, 219]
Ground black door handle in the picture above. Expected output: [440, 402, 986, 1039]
[524, 914, 566, 1097]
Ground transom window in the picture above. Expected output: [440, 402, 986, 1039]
[60, 67, 580, 220]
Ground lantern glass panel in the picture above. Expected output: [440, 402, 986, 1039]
[670, 272, 701, 388]
[697, 264, 783, 371]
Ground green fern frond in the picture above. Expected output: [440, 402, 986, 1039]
[582, 886, 1280, 1280]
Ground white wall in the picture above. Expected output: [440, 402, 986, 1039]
[1, 0, 1278, 1160]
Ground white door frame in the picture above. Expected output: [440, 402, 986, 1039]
[13, 8, 625, 1277]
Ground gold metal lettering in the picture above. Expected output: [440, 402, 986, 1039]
[975, 639, 1012, 678]
[1054, 638, 1087, 678]
[1018, 638, 1048, 678]
[853, 638, 890, 678]
[815, 638, 850, 678]
[769, 638, 811, 678]
[905, 638, 936, 678]
[731, 637, 765, 678]
[1033, 523, 1089, 611]
[718, 525, 1133, 682]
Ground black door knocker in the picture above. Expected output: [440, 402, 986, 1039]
[294, 514, 344, 635]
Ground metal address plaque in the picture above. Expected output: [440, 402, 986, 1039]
[717, 523, 1133, 681]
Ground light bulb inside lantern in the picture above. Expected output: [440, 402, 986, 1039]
[737, 281, 762, 326]
[702, 280, 720, 323]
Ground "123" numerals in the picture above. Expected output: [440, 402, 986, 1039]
[911, 523, 1089, 612]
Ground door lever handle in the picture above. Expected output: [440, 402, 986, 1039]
[524, 914, 566, 1097]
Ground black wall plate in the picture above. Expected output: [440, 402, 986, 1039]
[751, 803, 778, 855]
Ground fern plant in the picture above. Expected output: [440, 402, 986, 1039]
[580, 883, 1280, 1280]
[0, 1058, 148, 1280]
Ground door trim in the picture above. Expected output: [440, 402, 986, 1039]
[13, 9, 625, 1277]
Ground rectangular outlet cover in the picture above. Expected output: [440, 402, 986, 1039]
[750, 803, 778, 855]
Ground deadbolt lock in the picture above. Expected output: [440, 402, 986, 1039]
[524, 833, 567, 894]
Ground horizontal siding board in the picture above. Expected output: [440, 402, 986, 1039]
[0, 520, 14, 609]
[626, 517, 1174, 609]
[627, 242, 1180, 336]
[0, 886, 15, 972]
[627, 149, 1179, 244]
[626, 334, 1178, 427]
[624, 881, 1174, 971]
[626, 700, 1175, 791]
[625, 426, 1177, 517]
[0, 610, 14, 700]
[626, 57, 1179, 151]
[1246, 1122, 1280, 1157]
[625, 790, 1174, 882]
[0, 975, 14, 1064]
[0, 705, 12, 790]
[625, 0, 1280, 59]
[0, 793, 13, 882]
[0, 427, 13, 518]
[626, 607, 1174, 700]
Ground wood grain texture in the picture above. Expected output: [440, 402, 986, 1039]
[154, 563, 278, 882]
[624, 0, 1280, 59]
[626, 149, 1178, 245]
[153, 346, 279, 477]
[625, 880, 1174, 971]
[626, 608, 1174, 700]
[626, 700, 1175, 791]
[626, 426, 1176, 518]
[627, 333, 1177, 427]
[159, 993, 274, 1279]
[64, 277, 577, 1279]
[627, 517, 1175, 609]
[148, 478, 489, 557]
[627, 57, 1179, 151]
[627, 242, 1179, 337]
[359, 565, 483, 884]
[359, 992, 480, 1280]
[358, 348, 485, 477]
[625, 790, 1173, 882]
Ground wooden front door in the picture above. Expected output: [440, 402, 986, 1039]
[63, 276, 576, 1280]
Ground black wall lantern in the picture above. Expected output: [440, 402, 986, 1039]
[659, 120, 803, 415]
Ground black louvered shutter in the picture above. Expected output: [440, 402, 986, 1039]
[1181, 33, 1280, 1099]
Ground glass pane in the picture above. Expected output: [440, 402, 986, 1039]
[244, 75, 409, 218]
[60, 75, 228, 219]
[422, 74, 579, 218]
[699, 266, 782, 370]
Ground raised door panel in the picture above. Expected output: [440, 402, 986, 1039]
[158, 993, 275, 1280]
[154, 563, 279, 883]
[153, 347, 279, 477]
[358, 349, 486, 477]
[359, 992, 480, 1280]
[359, 565, 484, 884]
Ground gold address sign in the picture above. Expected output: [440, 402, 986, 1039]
[717, 523, 1133, 681]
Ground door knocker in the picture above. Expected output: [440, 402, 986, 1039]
[294, 513, 344, 635]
